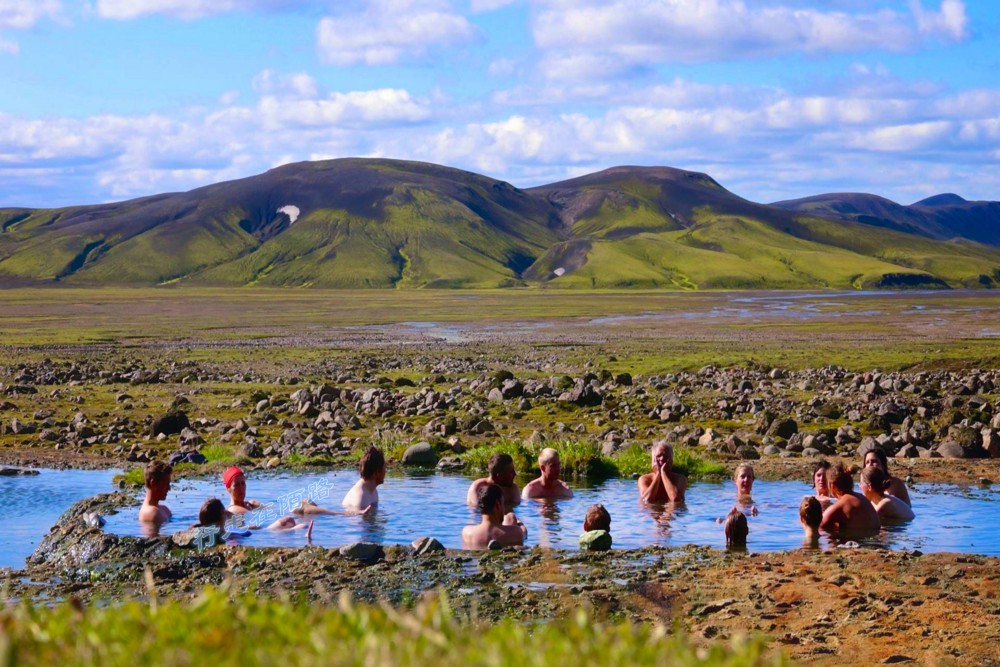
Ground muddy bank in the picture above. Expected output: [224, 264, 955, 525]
[5, 492, 999, 665]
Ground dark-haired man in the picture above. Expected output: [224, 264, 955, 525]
[466, 452, 520, 507]
[138, 460, 173, 529]
[342, 446, 383, 511]
[461, 483, 527, 550]
[820, 463, 880, 538]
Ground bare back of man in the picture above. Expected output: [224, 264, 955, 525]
[821, 491, 880, 538]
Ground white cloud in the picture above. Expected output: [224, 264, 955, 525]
[316, 0, 477, 66]
[469, 0, 519, 10]
[252, 70, 319, 99]
[95, 0, 236, 20]
[911, 0, 967, 39]
[532, 0, 970, 77]
[0, 37, 18, 53]
[3, 63, 1000, 208]
[0, 0, 60, 29]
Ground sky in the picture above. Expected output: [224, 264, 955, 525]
[0, 0, 998, 208]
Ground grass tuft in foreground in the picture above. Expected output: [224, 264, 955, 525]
[0, 588, 785, 667]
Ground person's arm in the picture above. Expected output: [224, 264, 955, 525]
[639, 473, 664, 503]
[820, 500, 845, 533]
[660, 467, 683, 503]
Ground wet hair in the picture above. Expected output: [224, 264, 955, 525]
[799, 496, 822, 529]
[476, 483, 504, 515]
[488, 453, 515, 478]
[197, 498, 226, 528]
[359, 446, 385, 480]
[734, 463, 755, 482]
[812, 460, 831, 484]
[538, 448, 560, 466]
[724, 508, 748, 547]
[825, 463, 854, 493]
[144, 460, 172, 488]
[864, 447, 890, 473]
[860, 466, 888, 495]
[584, 504, 611, 532]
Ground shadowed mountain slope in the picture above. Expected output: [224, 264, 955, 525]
[772, 192, 1000, 247]
[1, 159, 999, 289]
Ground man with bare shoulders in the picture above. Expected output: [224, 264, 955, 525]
[467, 453, 520, 508]
[462, 483, 527, 549]
[638, 441, 686, 504]
[138, 460, 173, 526]
[521, 448, 573, 500]
[820, 463, 880, 538]
[342, 446, 383, 511]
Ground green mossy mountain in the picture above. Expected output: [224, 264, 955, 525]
[1, 158, 998, 289]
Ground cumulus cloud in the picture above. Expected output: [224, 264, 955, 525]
[532, 0, 970, 77]
[2, 64, 999, 208]
[95, 0, 237, 20]
[0, 0, 60, 29]
[316, 0, 477, 65]
[470, 0, 520, 10]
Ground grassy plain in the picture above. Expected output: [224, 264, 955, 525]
[1, 288, 999, 371]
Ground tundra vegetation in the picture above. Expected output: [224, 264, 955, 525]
[2, 287, 1000, 665]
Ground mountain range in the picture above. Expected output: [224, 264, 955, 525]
[1, 158, 998, 289]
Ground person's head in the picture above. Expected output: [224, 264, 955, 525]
[734, 464, 755, 496]
[859, 466, 888, 501]
[825, 463, 853, 497]
[799, 496, 822, 530]
[476, 483, 505, 519]
[488, 453, 516, 487]
[863, 448, 890, 476]
[144, 460, 172, 501]
[812, 460, 831, 496]
[198, 498, 227, 528]
[724, 507, 748, 548]
[584, 504, 611, 532]
[223, 466, 245, 502]
[359, 446, 386, 483]
[651, 441, 672, 472]
[538, 448, 561, 483]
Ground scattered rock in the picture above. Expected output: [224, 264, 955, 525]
[401, 442, 438, 466]
[339, 542, 384, 561]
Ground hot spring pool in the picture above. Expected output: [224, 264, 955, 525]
[97, 470, 1000, 555]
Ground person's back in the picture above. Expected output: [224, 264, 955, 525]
[860, 466, 915, 522]
[821, 463, 879, 538]
[462, 483, 526, 550]
[343, 446, 384, 511]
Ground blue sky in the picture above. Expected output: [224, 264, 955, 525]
[0, 0, 997, 207]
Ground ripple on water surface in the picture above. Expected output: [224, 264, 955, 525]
[94, 471, 1000, 556]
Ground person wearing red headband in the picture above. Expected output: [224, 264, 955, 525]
[223, 466, 263, 515]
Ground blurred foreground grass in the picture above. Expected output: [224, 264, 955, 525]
[0, 587, 785, 667]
